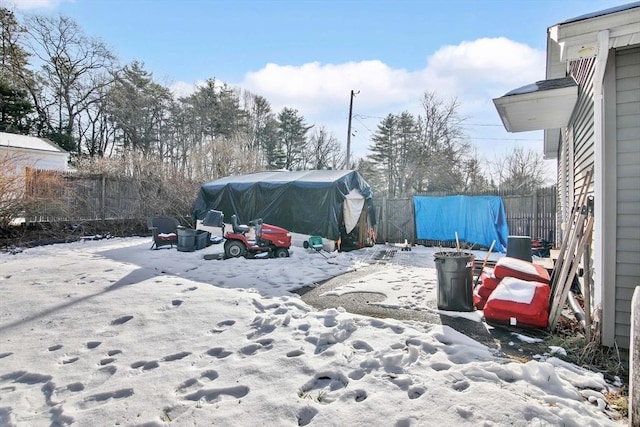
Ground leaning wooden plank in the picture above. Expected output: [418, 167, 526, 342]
[548, 213, 594, 331]
[549, 198, 593, 326]
[582, 225, 594, 341]
[551, 168, 593, 293]
[550, 202, 588, 303]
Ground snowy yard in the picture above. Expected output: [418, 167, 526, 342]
[0, 237, 625, 426]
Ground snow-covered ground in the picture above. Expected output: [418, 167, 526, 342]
[0, 237, 625, 426]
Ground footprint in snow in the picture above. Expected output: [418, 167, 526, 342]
[408, 385, 426, 399]
[206, 347, 232, 359]
[110, 315, 133, 325]
[162, 351, 191, 362]
[52, 381, 85, 401]
[239, 338, 274, 357]
[130, 360, 159, 370]
[176, 369, 220, 394]
[297, 406, 319, 426]
[86, 365, 116, 389]
[80, 388, 134, 409]
[183, 385, 249, 404]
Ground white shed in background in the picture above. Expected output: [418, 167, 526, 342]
[0, 132, 69, 172]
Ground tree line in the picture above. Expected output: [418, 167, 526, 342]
[0, 8, 550, 200]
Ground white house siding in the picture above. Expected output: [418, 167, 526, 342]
[569, 57, 597, 194]
[614, 46, 640, 348]
[557, 128, 571, 245]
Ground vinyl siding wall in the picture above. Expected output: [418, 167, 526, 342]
[569, 58, 597, 194]
[614, 46, 640, 348]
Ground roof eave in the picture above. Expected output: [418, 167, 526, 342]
[492, 84, 578, 133]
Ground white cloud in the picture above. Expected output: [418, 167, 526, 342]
[169, 81, 198, 99]
[238, 38, 542, 117]
[232, 37, 546, 161]
[170, 38, 548, 164]
[5, 0, 71, 10]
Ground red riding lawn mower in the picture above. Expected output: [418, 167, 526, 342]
[224, 214, 292, 259]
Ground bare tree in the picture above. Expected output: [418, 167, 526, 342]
[417, 91, 470, 192]
[491, 146, 550, 193]
[305, 125, 344, 170]
[21, 15, 116, 155]
[366, 92, 477, 196]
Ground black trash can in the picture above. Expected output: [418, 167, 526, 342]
[507, 235, 532, 262]
[434, 251, 475, 312]
[177, 227, 196, 252]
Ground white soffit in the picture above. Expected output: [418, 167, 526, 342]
[492, 77, 578, 133]
[549, 3, 640, 61]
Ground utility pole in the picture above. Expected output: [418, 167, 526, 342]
[345, 89, 359, 169]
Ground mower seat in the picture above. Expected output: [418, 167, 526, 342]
[231, 214, 250, 234]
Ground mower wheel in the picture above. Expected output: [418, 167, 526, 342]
[274, 248, 290, 258]
[225, 240, 246, 258]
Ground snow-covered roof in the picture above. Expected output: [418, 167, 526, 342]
[0, 132, 67, 154]
[558, 0, 640, 25]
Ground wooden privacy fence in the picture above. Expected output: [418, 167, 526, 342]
[24, 168, 141, 222]
[374, 187, 557, 248]
[22, 169, 557, 248]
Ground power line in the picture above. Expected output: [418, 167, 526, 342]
[469, 137, 542, 141]
[463, 123, 504, 127]
[355, 115, 510, 128]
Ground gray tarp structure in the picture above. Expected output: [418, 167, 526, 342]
[192, 170, 375, 245]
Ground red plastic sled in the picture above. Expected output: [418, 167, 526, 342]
[493, 257, 550, 284]
[483, 277, 551, 329]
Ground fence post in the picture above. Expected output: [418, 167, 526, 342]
[101, 174, 106, 222]
[532, 189, 538, 239]
[381, 196, 387, 243]
[631, 286, 640, 427]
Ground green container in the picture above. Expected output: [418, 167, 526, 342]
[195, 230, 211, 250]
[177, 227, 196, 252]
[434, 251, 475, 312]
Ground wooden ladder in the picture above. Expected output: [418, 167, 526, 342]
[548, 168, 594, 331]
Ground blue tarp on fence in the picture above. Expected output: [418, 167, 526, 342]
[413, 195, 509, 252]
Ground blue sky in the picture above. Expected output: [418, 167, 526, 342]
[10, 0, 629, 176]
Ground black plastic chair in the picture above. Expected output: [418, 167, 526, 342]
[148, 216, 180, 249]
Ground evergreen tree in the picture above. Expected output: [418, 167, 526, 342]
[105, 61, 172, 155]
[0, 78, 32, 133]
[0, 8, 33, 134]
[369, 114, 397, 196]
[275, 107, 311, 170]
